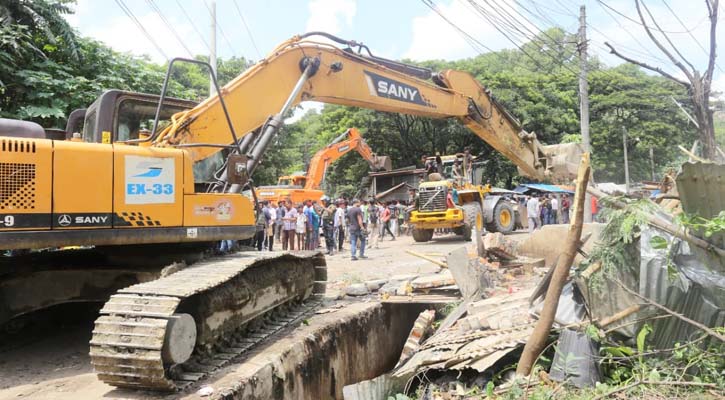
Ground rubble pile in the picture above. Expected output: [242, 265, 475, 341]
[344, 161, 724, 400]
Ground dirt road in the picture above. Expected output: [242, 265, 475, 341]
[0, 232, 471, 400]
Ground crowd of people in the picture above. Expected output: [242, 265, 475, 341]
[523, 193, 571, 232]
[244, 196, 413, 260]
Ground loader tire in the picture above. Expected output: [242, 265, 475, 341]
[412, 228, 434, 242]
[461, 202, 483, 241]
[486, 201, 515, 234]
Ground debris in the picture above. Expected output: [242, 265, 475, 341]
[517, 152, 590, 376]
[549, 329, 601, 388]
[518, 256, 544, 275]
[396, 309, 436, 367]
[345, 284, 370, 296]
[342, 373, 406, 400]
[530, 281, 586, 326]
[410, 270, 455, 290]
[447, 247, 492, 302]
[396, 280, 412, 296]
[405, 249, 448, 268]
[483, 232, 518, 260]
[197, 385, 214, 397]
[365, 279, 388, 292]
[394, 288, 535, 378]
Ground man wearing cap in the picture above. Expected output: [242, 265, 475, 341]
[348, 199, 367, 260]
[320, 196, 336, 255]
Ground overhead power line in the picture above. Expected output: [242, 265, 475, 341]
[114, 0, 168, 60]
[597, 0, 708, 34]
[420, 0, 495, 54]
[464, 0, 579, 74]
[232, 0, 262, 59]
[175, 0, 211, 52]
[146, 0, 194, 58]
[659, 0, 722, 72]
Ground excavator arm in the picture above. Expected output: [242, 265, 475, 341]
[303, 127, 388, 190]
[152, 33, 574, 183]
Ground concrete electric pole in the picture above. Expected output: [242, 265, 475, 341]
[622, 126, 630, 194]
[578, 5, 593, 222]
[209, 0, 217, 95]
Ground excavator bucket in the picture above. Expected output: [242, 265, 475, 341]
[372, 155, 392, 171]
[542, 143, 585, 184]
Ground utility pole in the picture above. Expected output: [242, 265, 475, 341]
[622, 126, 630, 194]
[649, 147, 655, 181]
[209, 0, 217, 95]
[578, 5, 592, 222]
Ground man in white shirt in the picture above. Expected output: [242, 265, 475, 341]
[550, 196, 559, 224]
[525, 195, 539, 233]
[334, 201, 347, 252]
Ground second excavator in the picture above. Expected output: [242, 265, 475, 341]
[0, 32, 578, 390]
[256, 127, 390, 204]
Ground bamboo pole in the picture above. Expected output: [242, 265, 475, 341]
[405, 250, 448, 268]
[516, 153, 591, 376]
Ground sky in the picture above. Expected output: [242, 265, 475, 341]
[65, 0, 725, 106]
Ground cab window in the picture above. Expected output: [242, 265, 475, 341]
[83, 110, 97, 142]
[115, 98, 191, 142]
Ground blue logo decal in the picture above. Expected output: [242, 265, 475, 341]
[133, 167, 162, 178]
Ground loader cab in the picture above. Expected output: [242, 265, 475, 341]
[72, 90, 198, 144]
[277, 174, 307, 187]
[425, 154, 467, 183]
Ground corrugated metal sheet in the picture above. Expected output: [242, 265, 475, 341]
[393, 288, 535, 378]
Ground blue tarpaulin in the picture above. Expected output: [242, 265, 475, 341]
[514, 184, 575, 194]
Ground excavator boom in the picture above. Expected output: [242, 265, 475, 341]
[303, 127, 388, 190]
[155, 33, 573, 183]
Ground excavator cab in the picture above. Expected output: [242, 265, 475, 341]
[67, 90, 197, 144]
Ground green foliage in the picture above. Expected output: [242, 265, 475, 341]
[678, 211, 725, 239]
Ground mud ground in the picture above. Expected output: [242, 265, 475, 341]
[0, 231, 521, 400]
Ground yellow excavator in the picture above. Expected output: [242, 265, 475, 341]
[256, 127, 390, 204]
[0, 32, 575, 390]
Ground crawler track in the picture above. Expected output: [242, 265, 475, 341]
[89, 251, 326, 391]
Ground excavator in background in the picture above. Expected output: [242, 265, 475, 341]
[256, 127, 390, 204]
[0, 32, 578, 390]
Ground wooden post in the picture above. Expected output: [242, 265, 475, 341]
[516, 153, 591, 376]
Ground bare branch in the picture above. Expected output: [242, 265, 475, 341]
[635, 0, 694, 82]
[705, 0, 719, 85]
[640, 0, 697, 72]
[604, 42, 690, 86]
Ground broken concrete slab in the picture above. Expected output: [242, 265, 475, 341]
[517, 223, 603, 267]
[410, 270, 455, 290]
[365, 279, 388, 292]
[483, 232, 518, 260]
[345, 283, 370, 296]
[447, 247, 493, 302]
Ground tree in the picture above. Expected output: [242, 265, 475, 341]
[604, 0, 720, 160]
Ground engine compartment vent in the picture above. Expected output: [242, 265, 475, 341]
[0, 162, 36, 210]
[1, 139, 36, 153]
